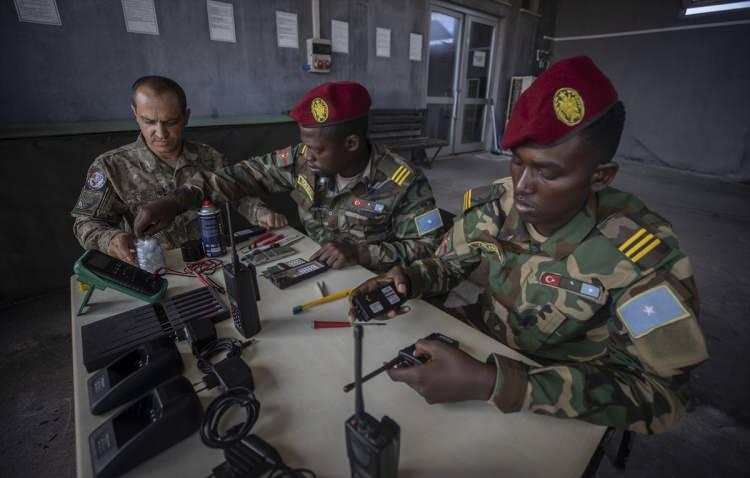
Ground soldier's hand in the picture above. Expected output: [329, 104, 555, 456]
[107, 232, 137, 265]
[347, 266, 411, 322]
[134, 197, 180, 238]
[387, 339, 496, 404]
[258, 212, 288, 229]
[310, 241, 359, 269]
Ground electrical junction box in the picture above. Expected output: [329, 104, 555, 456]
[306, 38, 332, 73]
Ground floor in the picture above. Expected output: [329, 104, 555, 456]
[2, 152, 749, 477]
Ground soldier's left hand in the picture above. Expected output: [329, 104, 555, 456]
[310, 241, 359, 269]
[387, 339, 497, 404]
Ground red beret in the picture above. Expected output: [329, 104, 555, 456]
[289, 81, 372, 127]
[502, 56, 618, 150]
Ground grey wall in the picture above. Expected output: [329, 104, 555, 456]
[550, 0, 750, 180]
[0, 0, 429, 125]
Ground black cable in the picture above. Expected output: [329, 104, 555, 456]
[196, 337, 253, 374]
[200, 387, 261, 449]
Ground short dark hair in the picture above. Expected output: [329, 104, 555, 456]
[577, 100, 625, 163]
[321, 115, 369, 145]
[131, 76, 187, 111]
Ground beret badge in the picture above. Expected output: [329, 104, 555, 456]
[553, 87, 585, 126]
[311, 97, 329, 123]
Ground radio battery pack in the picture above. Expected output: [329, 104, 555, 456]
[266, 259, 329, 289]
[351, 284, 406, 322]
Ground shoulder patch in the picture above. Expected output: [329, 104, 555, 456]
[86, 169, 107, 190]
[462, 183, 504, 212]
[274, 146, 294, 168]
[617, 284, 691, 338]
[390, 164, 413, 186]
[72, 182, 112, 217]
[414, 208, 443, 236]
[598, 214, 671, 269]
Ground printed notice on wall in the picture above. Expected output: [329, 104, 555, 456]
[13, 0, 61, 25]
[207, 1, 236, 43]
[331, 19, 349, 54]
[409, 33, 422, 61]
[276, 11, 299, 48]
[472, 50, 487, 68]
[122, 0, 159, 35]
[376, 27, 391, 58]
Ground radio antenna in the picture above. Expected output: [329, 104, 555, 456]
[353, 324, 365, 418]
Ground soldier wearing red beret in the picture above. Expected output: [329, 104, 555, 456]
[134, 81, 444, 270]
[349, 57, 709, 433]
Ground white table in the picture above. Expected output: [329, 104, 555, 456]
[71, 228, 605, 477]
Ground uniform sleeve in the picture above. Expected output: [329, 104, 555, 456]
[486, 253, 709, 434]
[205, 148, 276, 225]
[184, 147, 298, 206]
[358, 174, 443, 269]
[403, 208, 485, 298]
[71, 160, 129, 252]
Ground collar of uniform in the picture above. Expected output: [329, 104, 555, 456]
[134, 134, 191, 172]
[538, 193, 598, 260]
[499, 200, 531, 244]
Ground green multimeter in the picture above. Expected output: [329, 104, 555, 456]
[74, 250, 168, 315]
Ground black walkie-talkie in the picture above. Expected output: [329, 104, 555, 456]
[345, 325, 400, 478]
[222, 202, 262, 338]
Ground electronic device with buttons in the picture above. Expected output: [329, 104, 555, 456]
[351, 283, 406, 322]
[345, 325, 400, 478]
[222, 202, 263, 338]
[266, 258, 329, 289]
[74, 249, 168, 314]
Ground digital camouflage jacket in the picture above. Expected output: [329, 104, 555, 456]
[182, 142, 444, 271]
[406, 177, 709, 433]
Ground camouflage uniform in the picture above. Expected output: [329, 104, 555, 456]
[405, 177, 709, 433]
[72, 135, 251, 251]
[182, 142, 444, 271]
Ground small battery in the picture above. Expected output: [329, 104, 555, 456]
[351, 284, 406, 322]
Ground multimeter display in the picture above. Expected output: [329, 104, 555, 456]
[74, 249, 168, 303]
[267, 259, 329, 289]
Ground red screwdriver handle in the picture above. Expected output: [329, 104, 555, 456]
[313, 320, 352, 329]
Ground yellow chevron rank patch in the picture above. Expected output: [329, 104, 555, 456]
[297, 175, 315, 202]
[618, 227, 662, 264]
[390, 165, 412, 186]
[463, 189, 472, 211]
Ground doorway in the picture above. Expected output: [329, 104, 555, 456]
[425, 3, 499, 156]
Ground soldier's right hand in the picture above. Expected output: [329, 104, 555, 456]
[107, 232, 137, 265]
[258, 212, 288, 229]
[134, 197, 180, 238]
[347, 265, 411, 322]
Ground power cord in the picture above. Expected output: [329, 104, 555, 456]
[200, 387, 261, 448]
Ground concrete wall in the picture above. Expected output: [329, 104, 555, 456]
[0, 0, 429, 125]
[549, 0, 750, 180]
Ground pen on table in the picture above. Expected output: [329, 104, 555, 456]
[312, 321, 386, 329]
[293, 287, 356, 314]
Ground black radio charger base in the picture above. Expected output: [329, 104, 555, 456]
[89, 375, 202, 478]
[351, 283, 406, 321]
[87, 337, 183, 415]
[345, 325, 400, 478]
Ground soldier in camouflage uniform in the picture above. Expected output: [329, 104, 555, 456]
[135, 82, 444, 271]
[348, 57, 709, 433]
[71, 76, 254, 263]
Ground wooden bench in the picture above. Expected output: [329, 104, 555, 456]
[369, 109, 449, 168]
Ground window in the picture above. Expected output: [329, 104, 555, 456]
[683, 0, 750, 16]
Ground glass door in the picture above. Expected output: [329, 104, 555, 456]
[425, 5, 498, 156]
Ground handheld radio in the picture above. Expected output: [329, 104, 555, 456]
[222, 201, 262, 338]
[345, 325, 400, 478]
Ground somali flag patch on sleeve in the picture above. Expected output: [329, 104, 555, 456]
[616, 284, 691, 338]
[414, 208, 443, 236]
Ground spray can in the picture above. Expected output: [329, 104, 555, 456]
[198, 200, 226, 257]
